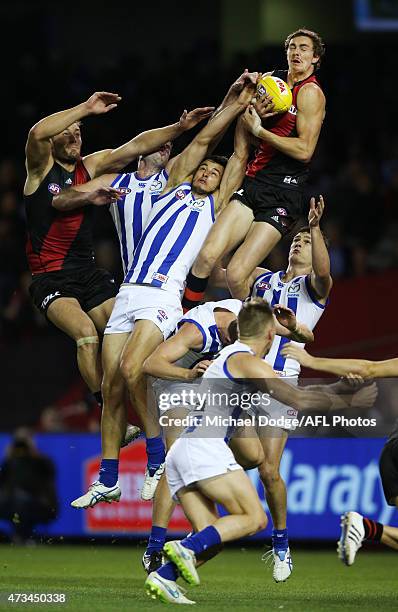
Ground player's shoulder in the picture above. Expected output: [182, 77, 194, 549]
[297, 81, 325, 106]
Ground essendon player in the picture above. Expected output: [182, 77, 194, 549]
[182, 29, 326, 308]
[24, 91, 212, 412]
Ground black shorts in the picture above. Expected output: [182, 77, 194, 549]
[29, 266, 118, 315]
[379, 438, 398, 505]
[232, 177, 304, 236]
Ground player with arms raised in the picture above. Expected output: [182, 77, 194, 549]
[182, 28, 326, 309]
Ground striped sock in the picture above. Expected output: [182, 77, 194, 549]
[182, 272, 209, 313]
[363, 517, 383, 542]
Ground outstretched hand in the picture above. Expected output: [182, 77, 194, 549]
[178, 107, 215, 130]
[84, 92, 122, 115]
[241, 105, 262, 136]
[230, 69, 259, 93]
[281, 343, 313, 367]
[308, 195, 325, 227]
[90, 187, 124, 206]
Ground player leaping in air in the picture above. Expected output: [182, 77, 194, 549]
[66, 79, 257, 508]
[182, 28, 326, 310]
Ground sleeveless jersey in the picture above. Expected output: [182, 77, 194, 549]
[246, 70, 322, 190]
[179, 299, 242, 355]
[109, 169, 168, 275]
[183, 340, 254, 440]
[252, 269, 327, 377]
[25, 160, 92, 275]
[124, 182, 215, 295]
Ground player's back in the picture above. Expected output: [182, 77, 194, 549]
[109, 170, 168, 275]
[124, 183, 215, 295]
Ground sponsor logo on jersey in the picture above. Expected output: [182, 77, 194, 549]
[41, 291, 61, 309]
[287, 409, 298, 416]
[277, 207, 287, 216]
[271, 215, 280, 223]
[157, 309, 168, 323]
[150, 180, 163, 192]
[48, 183, 61, 195]
[288, 282, 300, 293]
[118, 187, 131, 195]
[189, 199, 205, 212]
[283, 176, 298, 185]
[176, 189, 186, 200]
[278, 281, 284, 288]
[138, 183, 147, 187]
[152, 272, 169, 284]
[257, 281, 271, 290]
[65, 178, 73, 185]
[288, 105, 297, 115]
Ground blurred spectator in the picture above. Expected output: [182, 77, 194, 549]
[0, 430, 58, 543]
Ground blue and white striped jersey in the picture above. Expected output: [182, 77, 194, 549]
[124, 182, 215, 296]
[252, 270, 327, 377]
[179, 299, 242, 355]
[109, 170, 168, 275]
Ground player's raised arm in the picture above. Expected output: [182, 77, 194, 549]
[216, 115, 252, 211]
[52, 174, 121, 211]
[143, 324, 206, 381]
[92, 107, 214, 177]
[281, 344, 398, 379]
[308, 195, 332, 299]
[242, 82, 325, 163]
[165, 84, 254, 190]
[212, 70, 259, 117]
[25, 92, 121, 184]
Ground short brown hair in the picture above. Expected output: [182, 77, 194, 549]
[295, 225, 329, 249]
[284, 28, 325, 70]
[238, 298, 273, 338]
[204, 155, 229, 169]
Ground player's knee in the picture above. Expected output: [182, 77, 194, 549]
[101, 376, 123, 403]
[226, 263, 242, 292]
[119, 355, 143, 386]
[248, 508, 268, 534]
[76, 324, 99, 350]
[258, 462, 281, 489]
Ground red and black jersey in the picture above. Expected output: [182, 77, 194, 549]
[25, 160, 94, 275]
[246, 70, 323, 190]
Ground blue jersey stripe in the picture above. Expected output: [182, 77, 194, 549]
[132, 191, 144, 252]
[208, 324, 220, 353]
[136, 204, 187, 283]
[151, 211, 200, 287]
[124, 193, 182, 282]
[116, 174, 133, 272]
[273, 295, 298, 371]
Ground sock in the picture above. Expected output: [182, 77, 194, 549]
[146, 526, 167, 555]
[146, 436, 165, 476]
[181, 525, 222, 556]
[157, 561, 178, 581]
[182, 272, 209, 313]
[93, 391, 103, 409]
[272, 528, 289, 551]
[98, 459, 119, 487]
[363, 517, 383, 542]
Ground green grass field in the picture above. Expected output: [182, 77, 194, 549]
[0, 544, 396, 611]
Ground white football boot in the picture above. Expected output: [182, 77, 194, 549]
[145, 572, 195, 605]
[338, 511, 365, 566]
[262, 547, 293, 582]
[121, 424, 141, 448]
[141, 463, 165, 501]
[71, 481, 121, 508]
[163, 540, 200, 586]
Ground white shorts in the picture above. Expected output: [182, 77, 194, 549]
[249, 377, 299, 431]
[166, 436, 242, 500]
[104, 284, 182, 340]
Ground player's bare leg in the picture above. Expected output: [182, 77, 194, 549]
[47, 298, 102, 393]
[120, 319, 166, 499]
[229, 428, 265, 469]
[257, 428, 291, 582]
[101, 333, 130, 459]
[143, 408, 187, 573]
[226, 222, 281, 299]
[182, 200, 253, 311]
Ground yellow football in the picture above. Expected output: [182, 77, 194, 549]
[256, 75, 292, 114]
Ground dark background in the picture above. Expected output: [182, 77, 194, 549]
[1, 0, 398, 431]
